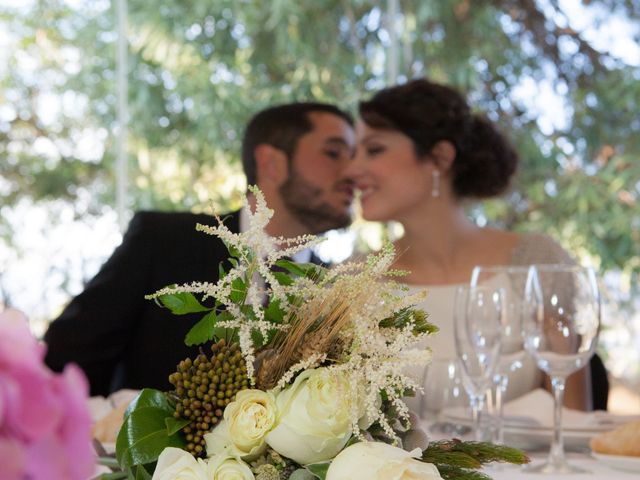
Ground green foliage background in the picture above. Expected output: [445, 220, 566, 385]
[1, 1, 639, 335]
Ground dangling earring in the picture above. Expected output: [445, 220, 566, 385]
[431, 169, 440, 198]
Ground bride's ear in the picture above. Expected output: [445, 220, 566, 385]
[429, 140, 456, 173]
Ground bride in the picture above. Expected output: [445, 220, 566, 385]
[343, 78, 593, 413]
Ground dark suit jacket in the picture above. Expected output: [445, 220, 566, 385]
[44, 210, 240, 397]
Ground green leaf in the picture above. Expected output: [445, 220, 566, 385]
[96, 472, 128, 480]
[121, 464, 154, 480]
[289, 469, 317, 480]
[184, 310, 218, 346]
[379, 307, 438, 336]
[158, 292, 211, 315]
[116, 389, 186, 468]
[97, 456, 121, 469]
[422, 440, 530, 469]
[240, 303, 257, 320]
[165, 416, 191, 435]
[134, 465, 153, 480]
[264, 298, 286, 324]
[229, 276, 247, 303]
[271, 270, 294, 286]
[227, 244, 243, 259]
[117, 409, 185, 467]
[250, 328, 267, 349]
[207, 311, 239, 342]
[212, 326, 238, 343]
[122, 389, 171, 419]
[218, 262, 226, 280]
[274, 259, 323, 279]
[305, 461, 331, 479]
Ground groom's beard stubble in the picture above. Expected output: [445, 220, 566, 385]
[279, 173, 352, 234]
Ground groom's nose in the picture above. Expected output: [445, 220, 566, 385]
[340, 151, 365, 180]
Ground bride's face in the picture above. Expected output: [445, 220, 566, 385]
[344, 121, 434, 222]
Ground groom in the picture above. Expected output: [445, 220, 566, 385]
[44, 102, 355, 396]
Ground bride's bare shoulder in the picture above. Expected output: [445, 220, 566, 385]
[481, 228, 521, 249]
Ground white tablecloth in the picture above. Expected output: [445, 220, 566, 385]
[422, 413, 640, 479]
[94, 450, 638, 479]
[484, 452, 639, 479]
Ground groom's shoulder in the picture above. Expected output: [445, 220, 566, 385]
[131, 210, 239, 231]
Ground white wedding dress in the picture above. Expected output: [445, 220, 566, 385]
[399, 233, 574, 415]
[403, 283, 541, 415]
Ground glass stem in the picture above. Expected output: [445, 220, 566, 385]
[470, 393, 485, 441]
[549, 375, 567, 467]
[495, 375, 508, 444]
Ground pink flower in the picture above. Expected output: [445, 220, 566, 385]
[0, 436, 26, 480]
[0, 309, 95, 480]
[0, 309, 44, 370]
[1, 365, 62, 441]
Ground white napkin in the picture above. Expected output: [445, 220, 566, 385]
[90, 389, 140, 446]
[88, 389, 139, 421]
[503, 388, 640, 430]
[87, 396, 112, 422]
[442, 388, 640, 431]
[108, 388, 140, 409]
[503, 388, 586, 428]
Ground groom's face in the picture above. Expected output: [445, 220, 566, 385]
[279, 112, 355, 234]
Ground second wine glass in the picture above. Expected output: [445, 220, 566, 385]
[470, 265, 529, 444]
[453, 285, 502, 441]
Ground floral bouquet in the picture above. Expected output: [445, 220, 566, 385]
[109, 188, 528, 480]
[0, 309, 95, 480]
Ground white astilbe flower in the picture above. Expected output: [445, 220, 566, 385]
[275, 352, 327, 389]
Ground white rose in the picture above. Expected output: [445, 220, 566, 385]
[152, 447, 208, 480]
[266, 368, 357, 465]
[326, 442, 443, 480]
[207, 454, 255, 480]
[204, 419, 233, 457]
[205, 389, 277, 459]
[226, 389, 277, 456]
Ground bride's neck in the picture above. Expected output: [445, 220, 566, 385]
[389, 201, 521, 285]
[393, 203, 478, 267]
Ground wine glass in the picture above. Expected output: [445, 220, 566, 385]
[454, 285, 502, 441]
[470, 265, 528, 444]
[419, 359, 468, 435]
[522, 264, 600, 474]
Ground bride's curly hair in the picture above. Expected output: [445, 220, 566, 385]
[359, 78, 518, 199]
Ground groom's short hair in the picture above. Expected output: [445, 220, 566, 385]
[241, 102, 353, 186]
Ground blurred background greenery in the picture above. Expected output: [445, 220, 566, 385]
[1, 0, 638, 404]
